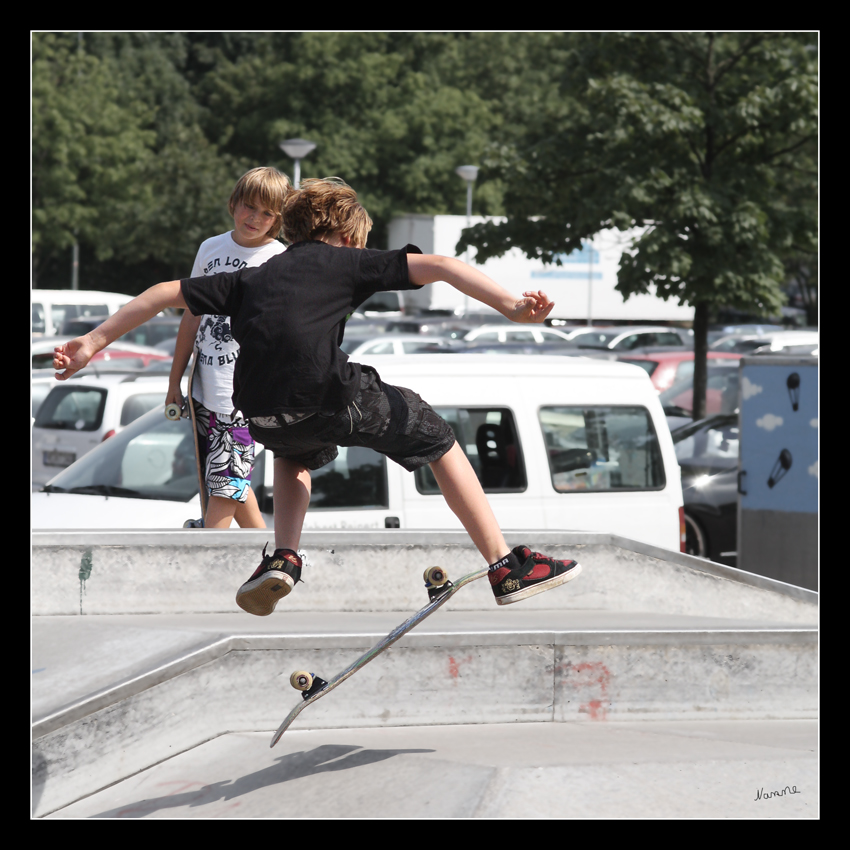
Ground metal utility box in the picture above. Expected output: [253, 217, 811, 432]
[737, 356, 818, 589]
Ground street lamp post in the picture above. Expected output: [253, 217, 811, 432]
[455, 165, 479, 225]
[279, 138, 317, 188]
[455, 166, 479, 315]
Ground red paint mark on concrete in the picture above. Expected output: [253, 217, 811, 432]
[448, 654, 474, 680]
[584, 699, 608, 720]
[559, 661, 612, 721]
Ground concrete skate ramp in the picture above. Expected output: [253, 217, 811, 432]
[32, 530, 817, 818]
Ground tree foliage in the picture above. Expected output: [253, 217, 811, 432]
[32, 31, 818, 371]
[457, 32, 818, 418]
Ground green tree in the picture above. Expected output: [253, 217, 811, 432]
[193, 32, 511, 246]
[32, 33, 156, 286]
[459, 32, 818, 419]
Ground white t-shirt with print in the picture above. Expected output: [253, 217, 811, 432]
[190, 232, 286, 414]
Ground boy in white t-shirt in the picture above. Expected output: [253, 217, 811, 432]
[166, 167, 291, 529]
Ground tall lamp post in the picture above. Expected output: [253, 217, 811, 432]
[279, 138, 317, 188]
[455, 165, 479, 315]
[455, 165, 479, 225]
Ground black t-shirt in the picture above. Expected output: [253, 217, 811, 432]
[180, 240, 423, 417]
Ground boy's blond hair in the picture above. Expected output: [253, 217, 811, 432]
[281, 178, 373, 248]
[228, 167, 292, 240]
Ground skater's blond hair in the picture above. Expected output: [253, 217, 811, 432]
[281, 178, 372, 248]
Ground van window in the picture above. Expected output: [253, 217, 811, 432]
[311, 446, 389, 509]
[415, 408, 526, 494]
[540, 406, 665, 492]
[255, 446, 389, 513]
[34, 386, 107, 432]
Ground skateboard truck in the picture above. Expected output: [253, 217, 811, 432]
[423, 566, 453, 601]
[290, 671, 330, 701]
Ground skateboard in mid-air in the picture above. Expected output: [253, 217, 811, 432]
[164, 348, 208, 526]
[270, 564, 489, 748]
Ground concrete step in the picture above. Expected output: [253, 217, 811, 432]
[33, 529, 816, 620]
[32, 608, 817, 817]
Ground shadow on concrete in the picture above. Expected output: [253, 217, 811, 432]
[84, 744, 435, 818]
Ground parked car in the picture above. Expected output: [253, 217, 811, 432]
[32, 337, 172, 372]
[59, 314, 183, 349]
[659, 360, 741, 431]
[462, 324, 574, 345]
[672, 414, 739, 566]
[461, 341, 577, 357]
[32, 289, 132, 337]
[710, 330, 819, 354]
[32, 371, 57, 421]
[358, 290, 406, 317]
[32, 355, 686, 554]
[708, 323, 785, 346]
[616, 350, 742, 393]
[340, 335, 462, 357]
[31, 373, 180, 487]
[561, 325, 692, 351]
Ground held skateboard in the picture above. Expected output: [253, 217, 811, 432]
[164, 349, 208, 525]
[270, 565, 489, 748]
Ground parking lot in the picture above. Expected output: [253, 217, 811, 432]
[33, 313, 818, 576]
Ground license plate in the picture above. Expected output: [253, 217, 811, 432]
[43, 450, 76, 468]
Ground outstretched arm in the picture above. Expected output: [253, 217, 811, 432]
[407, 254, 554, 323]
[53, 280, 188, 380]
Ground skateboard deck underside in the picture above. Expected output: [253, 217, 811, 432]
[271, 565, 489, 747]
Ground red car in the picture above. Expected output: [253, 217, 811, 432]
[616, 350, 742, 393]
[32, 338, 172, 371]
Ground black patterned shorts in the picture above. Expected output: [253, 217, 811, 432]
[247, 366, 456, 472]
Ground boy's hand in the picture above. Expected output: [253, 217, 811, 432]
[510, 290, 555, 324]
[165, 385, 185, 411]
[53, 336, 97, 381]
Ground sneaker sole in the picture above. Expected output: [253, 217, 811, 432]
[235, 571, 295, 616]
[495, 562, 582, 606]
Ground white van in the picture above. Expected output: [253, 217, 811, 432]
[32, 290, 133, 337]
[31, 355, 685, 553]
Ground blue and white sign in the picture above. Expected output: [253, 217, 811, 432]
[739, 360, 818, 514]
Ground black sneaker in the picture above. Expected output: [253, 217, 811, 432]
[236, 545, 303, 616]
[489, 545, 581, 605]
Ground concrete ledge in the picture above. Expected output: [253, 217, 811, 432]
[32, 530, 817, 619]
[33, 622, 818, 740]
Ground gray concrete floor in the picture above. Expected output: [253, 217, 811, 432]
[40, 719, 817, 818]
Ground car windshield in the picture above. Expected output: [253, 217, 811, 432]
[42, 406, 198, 502]
[34, 385, 107, 432]
[672, 416, 739, 470]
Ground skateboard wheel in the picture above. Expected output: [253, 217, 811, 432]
[423, 566, 448, 586]
[164, 403, 182, 421]
[290, 671, 313, 691]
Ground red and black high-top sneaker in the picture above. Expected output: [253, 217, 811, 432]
[488, 546, 581, 605]
[236, 545, 303, 616]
